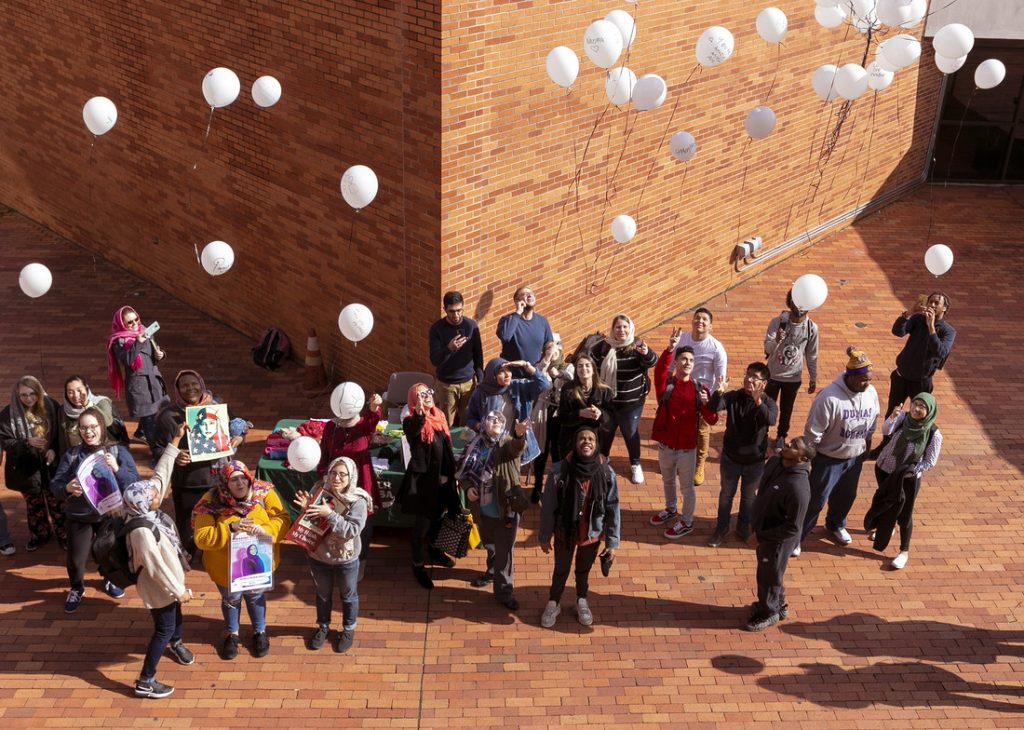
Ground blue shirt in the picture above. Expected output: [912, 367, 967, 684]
[496, 313, 553, 367]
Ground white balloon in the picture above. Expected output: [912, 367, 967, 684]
[975, 59, 1006, 90]
[816, 0, 841, 6]
[605, 67, 637, 106]
[812, 65, 840, 102]
[583, 20, 623, 69]
[935, 54, 967, 75]
[933, 23, 975, 59]
[835, 64, 869, 100]
[18, 263, 52, 298]
[251, 75, 282, 108]
[867, 62, 894, 91]
[815, 5, 847, 29]
[200, 240, 235, 276]
[900, 0, 928, 29]
[878, 34, 921, 69]
[874, 50, 900, 73]
[287, 436, 321, 473]
[849, 0, 879, 34]
[202, 67, 240, 108]
[756, 8, 788, 44]
[696, 26, 735, 67]
[924, 244, 954, 276]
[876, 0, 906, 27]
[610, 215, 637, 244]
[82, 97, 117, 136]
[340, 165, 378, 210]
[670, 131, 698, 162]
[338, 303, 374, 343]
[631, 74, 667, 112]
[791, 274, 829, 311]
[330, 382, 366, 420]
[745, 106, 777, 139]
[605, 9, 637, 49]
[546, 46, 579, 88]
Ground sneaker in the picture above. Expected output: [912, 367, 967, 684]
[413, 565, 434, 590]
[26, 536, 49, 552]
[779, 604, 789, 621]
[103, 581, 126, 599]
[252, 631, 270, 658]
[540, 600, 561, 628]
[575, 598, 593, 627]
[649, 509, 677, 527]
[664, 521, 694, 540]
[828, 527, 853, 546]
[0, 543, 14, 556]
[134, 678, 174, 699]
[790, 545, 801, 558]
[498, 595, 519, 611]
[334, 629, 355, 654]
[428, 547, 456, 568]
[470, 573, 494, 588]
[168, 641, 195, 665]
[629, 464, 644, 484]
[64, 588, 84, 614]
[693, 463, 705, 486]
[707, 531, 726, 548]
[309, 625, 329, 650]
[890, 551, 909, 570]
[745, 611, 780, 632]
[220, 634, 239, 660]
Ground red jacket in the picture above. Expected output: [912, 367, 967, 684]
[651, 348, 719, 450]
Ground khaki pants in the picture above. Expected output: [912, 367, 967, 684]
[436, 379, 474, 426]
[696, 414, 711, 472]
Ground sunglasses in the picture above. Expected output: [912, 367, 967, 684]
[418, 389, 434, 398]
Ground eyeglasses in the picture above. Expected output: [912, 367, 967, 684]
[80, 424, 101, 432]
[17, 391, 37, 399]
[484, 415, 504, 423]
[326, 470, 350, 481]
[123, 317, 139, 325]
[418, 389, 434, 398]
[744, 375, 767, 382]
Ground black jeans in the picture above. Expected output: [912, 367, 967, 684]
[141, 601, 183, 682]
[533, 410, 561, 490]
[765, 379, 801, 440]
[886, 369, 933, 417]
[172, 489, 206, 558]
[137, 413, 160, 456]
[548, 538, 601, 602]
[874, 465, 921, 552]
[66, 518, 101, 591]
[411, 514, 442, 566]
[755, 538, 797, 615]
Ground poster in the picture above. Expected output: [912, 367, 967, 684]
[76, 451, 123, 515]
[185, 403, 233, 462]
[229, 531, 274, 593]
[285, 488, 336, 552]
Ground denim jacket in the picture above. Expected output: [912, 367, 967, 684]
[465, 369, 551, 465]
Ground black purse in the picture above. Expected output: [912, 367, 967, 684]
[432, 512, 473, 558]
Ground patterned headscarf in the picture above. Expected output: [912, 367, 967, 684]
[123, 479, 183, 553]
[191, 460, 271, 523]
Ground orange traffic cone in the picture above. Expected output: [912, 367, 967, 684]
[303, 328, 329, 397]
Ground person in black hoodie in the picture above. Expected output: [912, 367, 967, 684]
[707, 362, 778, 547]
[745, 436, 813, 632]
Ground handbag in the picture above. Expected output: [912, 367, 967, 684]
[432, 512, 473, 558]
[467, 513, 481, 550]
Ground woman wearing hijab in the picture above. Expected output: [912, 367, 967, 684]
[192, 461, 290, 660]
[293, 456, 372, 653]
[59, 376, 123, 458]
[398, 383, 462, 590]
[107, 305, 168, 454]
[51, 407, 139, 612]
[153, 370, 248, 559]
[538, 426, 621, 628]
[123, 421, 195, 699]
[0, 376, 65, 552]
[589, 314, 657, 484]
[864, 393, 942, 570]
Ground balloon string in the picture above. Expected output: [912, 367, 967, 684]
[731, 137, 753, 252]
[185, 107, 217, 258]
[763, 43, 781, 103]
[588, 108, 637, 294]
[347, 212, 358, 255]
[551, 91, 579, 253]
[943, 86, 976, 186]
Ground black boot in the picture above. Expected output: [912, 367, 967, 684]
[413, 564, 434, 590]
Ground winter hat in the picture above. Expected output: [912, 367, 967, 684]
[845, 347, 872, 375]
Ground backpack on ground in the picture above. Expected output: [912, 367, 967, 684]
[252, 328, 290, 370]
[91, 516, 160, 588]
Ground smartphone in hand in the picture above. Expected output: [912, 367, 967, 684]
[143, 321, 160, 339]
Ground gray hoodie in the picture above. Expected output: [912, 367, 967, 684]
[803, 373, 879, 459]
[764, 311, 818, 384]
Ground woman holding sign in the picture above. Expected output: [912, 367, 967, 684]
[51, 407, 139, 613]
[292, 456, 371, 653]
[192, 461, 290, 661]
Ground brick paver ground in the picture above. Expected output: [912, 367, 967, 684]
[1, 186, 1022, 727]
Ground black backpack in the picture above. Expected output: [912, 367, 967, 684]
[91, 516, 160, 588]
[252, 328, 291, 370]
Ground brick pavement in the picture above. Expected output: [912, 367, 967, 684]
[1, 187, 1022, 727]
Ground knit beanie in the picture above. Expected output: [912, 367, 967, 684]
[845, 347, 872, 375]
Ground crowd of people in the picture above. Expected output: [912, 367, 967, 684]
[0, 287, 954, 697]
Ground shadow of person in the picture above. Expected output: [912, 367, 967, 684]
[779, 612, 1024, 665]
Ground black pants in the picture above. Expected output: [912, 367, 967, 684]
[66, 518, 102, 591]
[874, 466, 921, 552]
[141, 601, 183, 682]
[533, 411, 561, 490]
[886, 370, 933, 417]
[411, 514, 442, 566]
[548, 538, 601, 602]
[172, 489, 207, 558]
[765, 380, 801, 440]
[755, 537, 797, 615]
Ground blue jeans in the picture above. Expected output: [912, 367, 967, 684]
[217, 585, 267, 634]
[308, 557, 359, 631]
[716, 454, 763, 535]
[141, 601, 183, 682]
[801, 453, 865, 540]
[604, 403, 644, 465]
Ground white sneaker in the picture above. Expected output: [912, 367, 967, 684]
[790, 545, 801, 558]
[828, 527, 852, 546]
[629, 464, 644, 484]
[540, 600, 561, 628]
[576, 598, 593, 627]
[890, 551, 909, 570]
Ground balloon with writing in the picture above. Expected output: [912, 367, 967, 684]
[338, 303, 374, 343]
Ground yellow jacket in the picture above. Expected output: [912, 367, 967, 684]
[193, 488, 291, 589]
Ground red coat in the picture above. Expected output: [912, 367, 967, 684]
[650, 348, 718, 450]
[317, 407, 381, 510]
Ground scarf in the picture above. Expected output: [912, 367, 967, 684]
[891, 392, 938, 472]
[558, 432, 608, 540]
[191, 460, 271, 524]
[8, 380, 50, 441]
[63, 388, 113, 420]
[407, 384, 451, 445]
[106, 306, 143, 399]
[317, 457, 373, 551]
[600, 314, 636, 398]
[123, 479, 184, 554]
[478, 358, 511, 397]
[172, 369, 215, 410]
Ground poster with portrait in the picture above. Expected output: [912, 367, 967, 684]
[185, 403, 233, 462]
[285, 487, 336, 552]
[229, 531, 274, 593]
[76, 451, 123, 515]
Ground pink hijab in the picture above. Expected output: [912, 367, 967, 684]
[106, 306, 142, 399]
